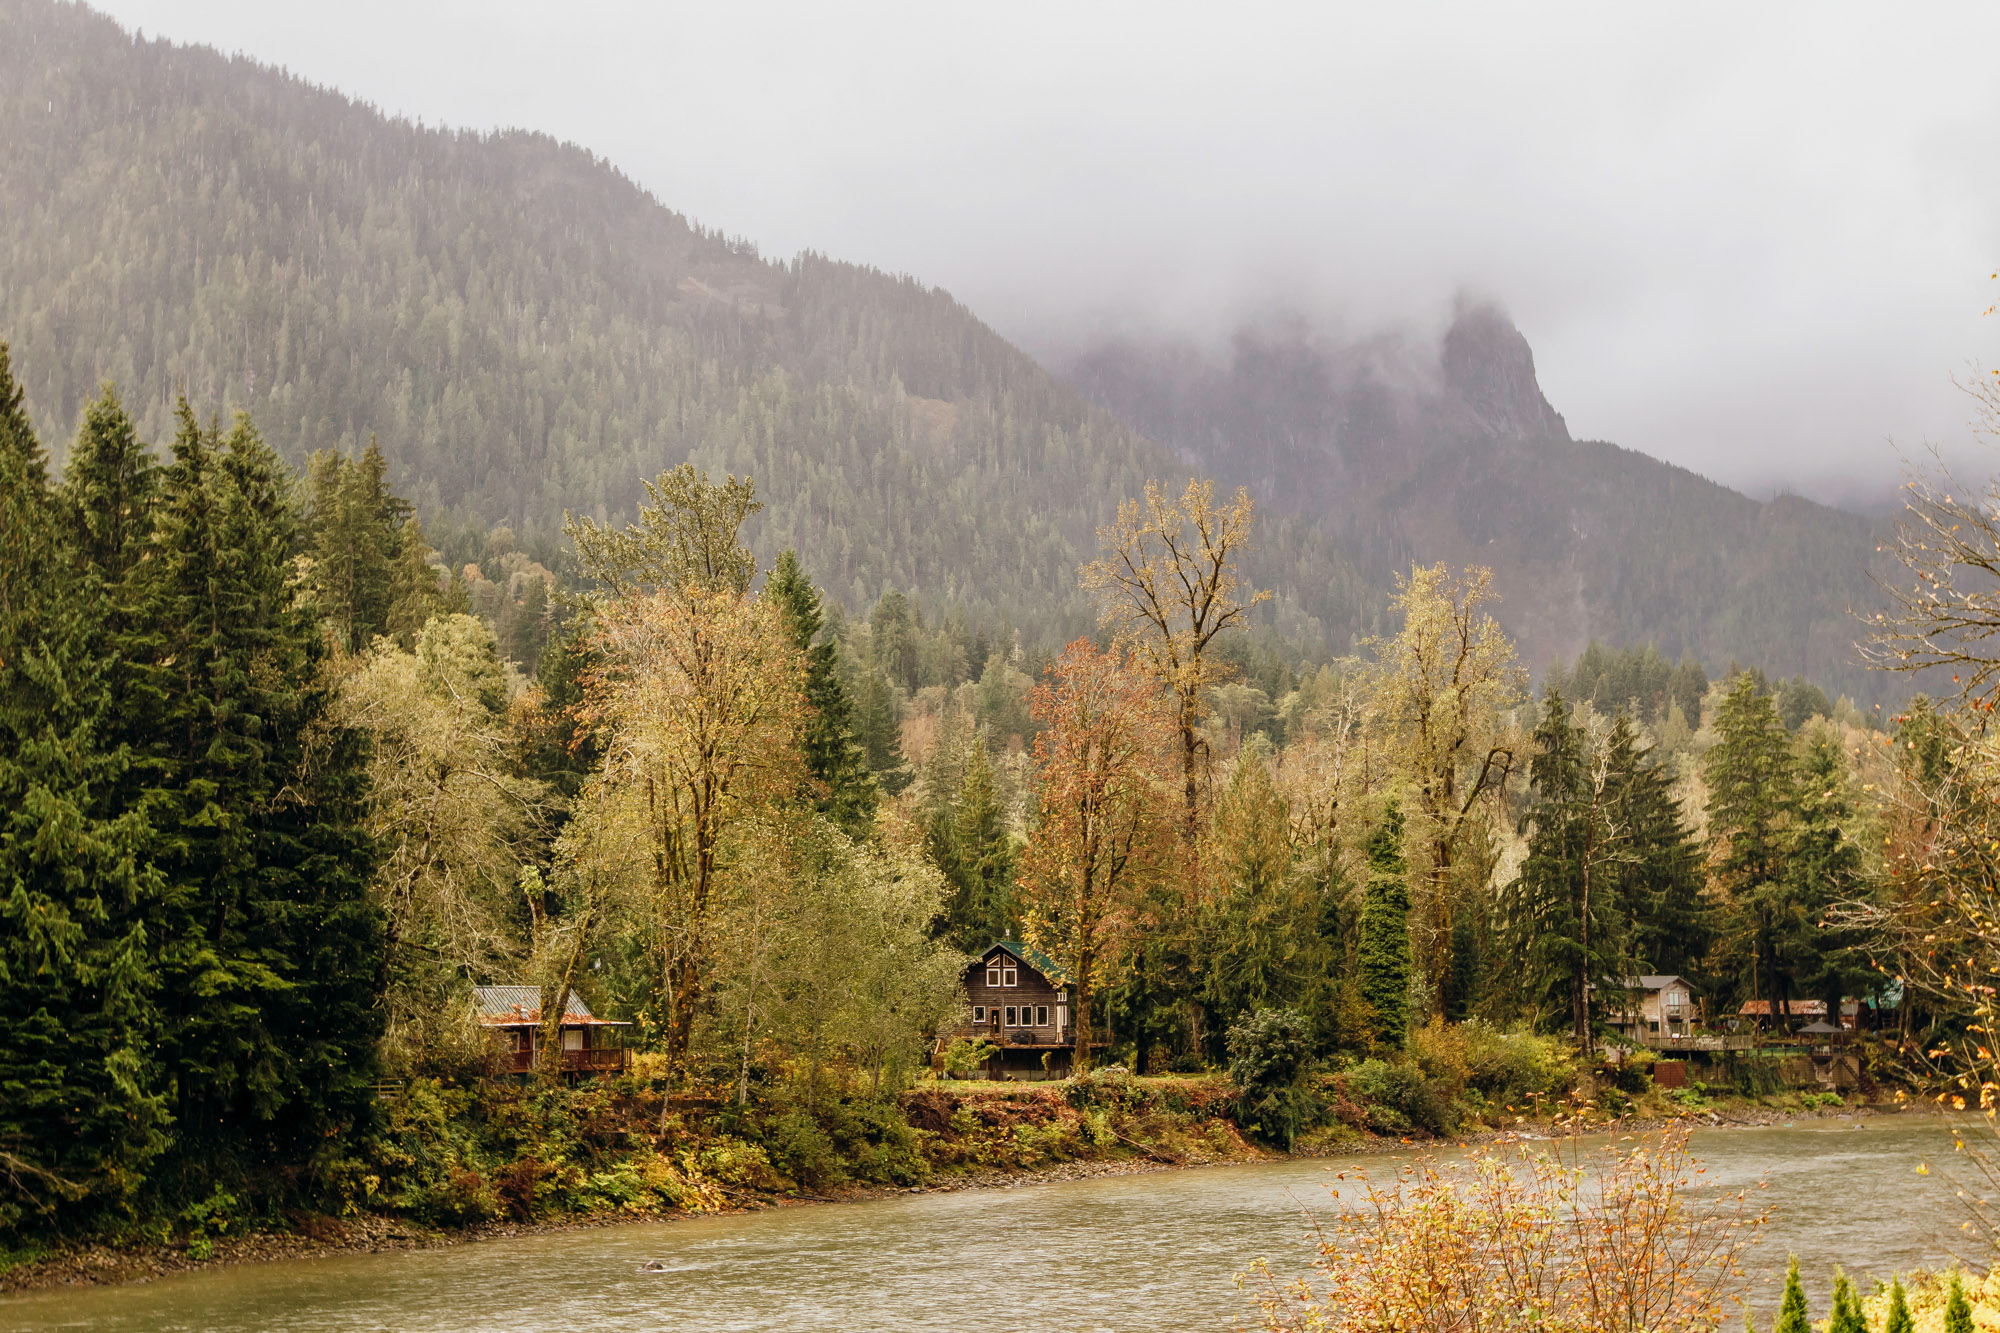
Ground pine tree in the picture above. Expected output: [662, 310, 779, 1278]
[1357, 806, 1413, 1049]
[1706, 672, 1802, 1024]
[1827, 1271, 1865, 1333]
[853, 664, 910, 794]
[136, 404, 383, 1178]
[1442, 913, 1482, 1022]
[1946, 1270, 1974, 1333]
[382, 515, 452, 647]
[0, 351, 168, 1234]
[1774, 1256, 1810, 1333]
[305, 437, 408, 653]
[1500, 690, 1629, 1047]
[1789, 731, 1873, 1031]
[1202, 754, 1322, 1033]
[1884, 1277, 1913, 1333]
[1604, 715, 1710, 978]
[767, 549, 878, 835]
[942, 737, 1015, 946]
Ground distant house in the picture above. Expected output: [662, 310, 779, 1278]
[1607, 975, 1697, 1044]
[1738, 998, 1863, 1030]
[473, 985, 629, 1078]
[949, 941, 1084, 1080]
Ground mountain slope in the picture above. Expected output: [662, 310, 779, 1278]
[0, 0, 1366, 648]
[0, 0, 1892, 698]
[1065, 308, 1888, 700]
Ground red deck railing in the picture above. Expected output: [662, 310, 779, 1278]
[493, 1046, 626, 1076]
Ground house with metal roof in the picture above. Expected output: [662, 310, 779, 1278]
[947, 941, 1089, 1080]
[1606, 975, 1697, 1045]
[472, 985, 629, 1078]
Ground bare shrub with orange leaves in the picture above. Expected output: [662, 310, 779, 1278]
[1241, 1124, 1768, 1333]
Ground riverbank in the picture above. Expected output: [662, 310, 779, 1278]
[0, 1082, 1929, 1297]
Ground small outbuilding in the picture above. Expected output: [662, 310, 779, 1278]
[473, 985, 629, 1078]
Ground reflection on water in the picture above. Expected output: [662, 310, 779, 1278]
[0, 1116, 1972, 1333]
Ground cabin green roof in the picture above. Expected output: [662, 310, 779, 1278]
[984, 939, 1070, 986]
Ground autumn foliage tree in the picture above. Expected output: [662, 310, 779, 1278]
[1244, 1125, 1768, 1333]
[1083, 477, 1268, 846]
[562, 466, 807, 1078]
[1365, 563, 1522, 1011]
[1016, 640, 1177, 1070]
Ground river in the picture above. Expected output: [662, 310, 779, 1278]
[0, 1115, 1975, 1332]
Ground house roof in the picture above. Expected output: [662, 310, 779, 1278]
[979, 940, 1071, 986]
[1621, 975, 1692, 992]
[1797, 1020, 1843, 1035]
[471, 985, 627, 1026]
[1739, 999, 1826, 1017]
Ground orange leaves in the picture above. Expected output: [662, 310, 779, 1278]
[1242, 1125, 1768, 1333]
[1014, 639, 1179, 1062]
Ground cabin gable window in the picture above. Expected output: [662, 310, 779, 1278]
[1003, 966, 1018, 987]
[986, 964, 1001, 986]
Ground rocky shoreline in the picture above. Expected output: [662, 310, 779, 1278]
[0, 1099, 1929, 1297]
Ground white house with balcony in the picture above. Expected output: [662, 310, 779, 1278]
[1607, 975, 1696, 1045]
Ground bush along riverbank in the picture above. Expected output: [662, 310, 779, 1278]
[0, 1020, 1911, 1295]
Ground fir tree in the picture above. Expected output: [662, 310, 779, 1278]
[1884, 1277, 1913, 1333]
[382, 515, 453, 648]
[137, 404, 383, 1178]
[1789, 731, 1874, 1032]
[305, 437, 408, 653]
[1442, 913, 1482, 1022]
[1357, 806, 1413, 1049]
[941, 737, 1015, 946]
[0, 349, 168, 1234]
[1946, 1270, 1974, 1333]
[1706, 672, 1802, 1024]
[1500, 690, 1629, 1047]
[853, 664, 909, 794]
[1774, 1256, 1810, 1333]
[1604, 714, 1710, 979]
[1827, 1271, 1865, 1333]
[768, 549, 878, 835]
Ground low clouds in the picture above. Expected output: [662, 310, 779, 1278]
[93, 1, 2000, 502]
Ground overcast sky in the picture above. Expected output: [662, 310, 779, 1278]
[92, 1, 2000, 506]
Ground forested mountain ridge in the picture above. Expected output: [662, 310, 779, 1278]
[2, 0, 1885, 697]
[1066, 307, 1888, 701]
[0, 0, 1367, 649]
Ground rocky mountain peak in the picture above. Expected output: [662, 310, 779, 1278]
[1441, 303, 1570, 442]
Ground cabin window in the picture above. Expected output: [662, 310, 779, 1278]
[973, 1005, 987, 1023]
[1003, 967, 1018, 988]
[1035, 1005, 1049, 1027]
[562, 1028, 584, 1051]
[1005, 1006, 1019, 1026]
[987, 964, 1001, 986]
[1056, 1004, 1068, 1029]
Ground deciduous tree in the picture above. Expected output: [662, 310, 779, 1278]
[1016, 640, 1177, 1071]
[1083, 477, 1268, 846]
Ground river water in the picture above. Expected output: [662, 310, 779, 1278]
[1, 1116, 1976, 1332]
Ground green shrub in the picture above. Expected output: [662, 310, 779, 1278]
[1458, 1023, 1575, 1108]
[1339, 1058, 1453, 1137]
[943, 1038, 1000, 1078]
[1065, 1065, 1140, 1112]
[1227, 1009, 1320, 1150]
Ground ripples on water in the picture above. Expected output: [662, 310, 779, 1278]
[0, 1117, 1971, 1332]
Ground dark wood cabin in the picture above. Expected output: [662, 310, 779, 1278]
[473, 985, 629, 1078]
[949, 941, 1082, 1080]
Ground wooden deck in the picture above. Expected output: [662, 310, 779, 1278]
[493, 1047, 626, 1076]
